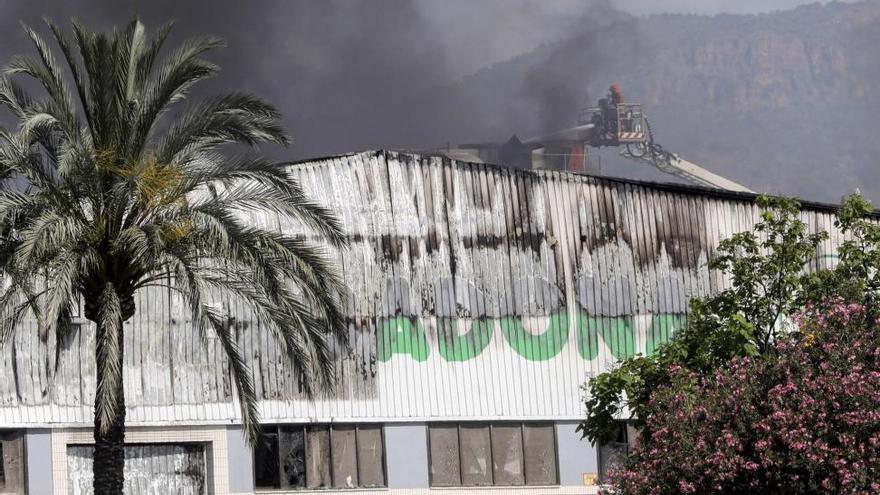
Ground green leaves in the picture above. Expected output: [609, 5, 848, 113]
[580, 195, 845, 445]
[833, 194, 880, 314]
[708, 196, 828, 353]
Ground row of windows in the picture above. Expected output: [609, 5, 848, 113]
[254, 424, 386, 490]
[3, 422, 625, 492]
[428, 423, 558, 487]
[254, 422, 559, 490]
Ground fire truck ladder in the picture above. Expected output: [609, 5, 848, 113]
[620, 117, 753, 193]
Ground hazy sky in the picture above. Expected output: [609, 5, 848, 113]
[0, 1, 863, 79]
[612, 0, 858, 15]
[0, 0, 873, 180]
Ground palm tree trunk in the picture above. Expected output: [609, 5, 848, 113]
[92, 320, 126, 495]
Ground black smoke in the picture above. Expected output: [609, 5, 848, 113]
[0, 0, 632, 158]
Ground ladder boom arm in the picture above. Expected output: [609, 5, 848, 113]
[621, 147, 753, 192]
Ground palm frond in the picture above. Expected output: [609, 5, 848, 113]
[14, 210, 88, 267]
[42, 251, 82, 336]
[71, 20, 116, 149]
[136, 35, 224, 147]
[0, 76, 33, 118]
[46, 20, 93, 133]
[11, 23, 78, 135]
[123, 20, 146, 102]
[158, 92, 288, 164]
[175, 213, 347, 392]
[181, 155, 347, 246]
[0, 277, 44, 343]
[164, 255, 261, 444]
[0, 18, 349, 451]
[0, 190, 42, 224]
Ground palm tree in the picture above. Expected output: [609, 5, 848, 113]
[0, 19, 347, 495]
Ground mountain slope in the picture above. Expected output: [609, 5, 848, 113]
[441, 1, 880, 202]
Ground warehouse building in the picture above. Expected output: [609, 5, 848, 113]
[0, 151, 843, 494]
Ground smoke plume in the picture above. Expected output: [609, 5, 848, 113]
[0, 0, 634, 157]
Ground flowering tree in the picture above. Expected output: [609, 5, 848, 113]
[605, 299, 880, 494]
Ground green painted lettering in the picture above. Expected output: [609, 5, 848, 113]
[377, 317, 429, 362]
[438, 318, 493, 362]
[500, 311, 569, 361]
[576, 313, 635, 361]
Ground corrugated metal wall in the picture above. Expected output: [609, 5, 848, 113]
[0, 151, 844, 425]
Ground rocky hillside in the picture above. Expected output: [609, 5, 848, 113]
[617, 1, 880, 201]
[631, 2, 880, 111]
[437, 1, 880, 202]
[287, 1, 879, 204]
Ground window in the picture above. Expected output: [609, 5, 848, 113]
[0, 431, 24, 494]
[255, 424, 386, 490]
[598, 421, 638, 482]
[67, 443, 207, 492]
[0, 442, 5, 487]
[428, 422, 558, 487]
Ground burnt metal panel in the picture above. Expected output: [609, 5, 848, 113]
[0, 150, 851, 425]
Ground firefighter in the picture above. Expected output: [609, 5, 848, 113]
[608, 84, 632, 135]
[604, 84, 624, 139]
[609, 83, 624, 105]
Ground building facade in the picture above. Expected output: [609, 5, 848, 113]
[0, 151, 844, 494]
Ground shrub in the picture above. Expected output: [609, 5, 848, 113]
[606, 300, 880, 495]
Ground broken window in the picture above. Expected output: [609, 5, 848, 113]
[428, 422, 558, 487]
[598, 421, 638, 483]
[255, 428, 281, 488]
[67, 443, 206, 494]
[491, 424, 525, 485]
[255, 424, 386, 491]
[355, 426, 385, 487]
[0, 431, 25, 494]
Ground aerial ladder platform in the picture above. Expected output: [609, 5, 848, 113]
[526, 84, 753, 193]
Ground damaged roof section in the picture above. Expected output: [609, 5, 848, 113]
[286, 150, 842, 319]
